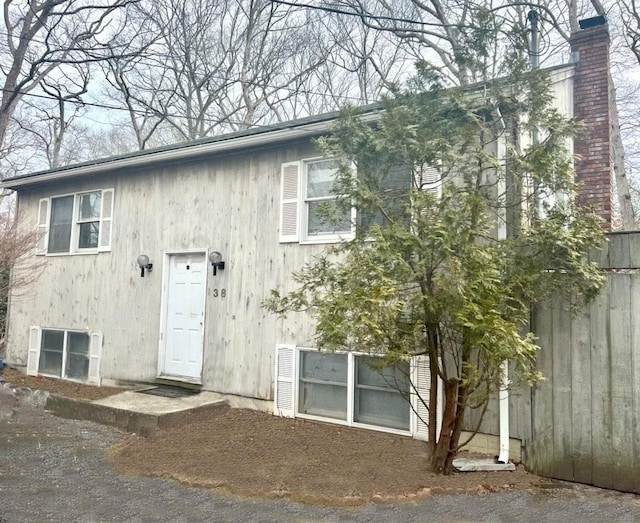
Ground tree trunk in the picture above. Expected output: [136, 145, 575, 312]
[609, 74, 637, 229]
[430, 378, 459, 474]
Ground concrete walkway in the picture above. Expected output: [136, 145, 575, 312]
[92, 389, 225, 415]
[46, 387, 229, 435]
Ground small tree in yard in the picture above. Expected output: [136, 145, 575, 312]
[264, 65, 606, 474]
[0, 207, 42, 349]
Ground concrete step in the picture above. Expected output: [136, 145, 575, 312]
[46, 390, 229, 436]
[453, 457, 516, 472]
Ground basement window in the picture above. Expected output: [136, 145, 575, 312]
[38, 329, 90, 381]
[27, 327, 103, 385]
[297, 349, 411, 432]
[353, 356, 410, 430]
[274, 346, 438, 439]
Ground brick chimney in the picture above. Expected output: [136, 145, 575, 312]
[570, 17, 613, 230]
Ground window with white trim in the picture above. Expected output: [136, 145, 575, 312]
[41, 329, 90, 380]
[354, 355, 411, 430]
[304, 159, 352, 240]
[27, 326, 103, 385]
[297, 349, 411, 432]
[279, 159, 354, 244]
[279, 159, 441, 244]
[37, 188, 114, 255]
[298, 351, 349, 421]
[274, 346, 440, 439]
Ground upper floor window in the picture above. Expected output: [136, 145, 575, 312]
[37, 188, 114, 255]
[280, 158, 354, 244]
[279, 158, 438, 244]
[304, 159, 352, 240]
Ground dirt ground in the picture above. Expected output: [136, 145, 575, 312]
[2, 368, 124, 400]
[2, 367, 549, 506]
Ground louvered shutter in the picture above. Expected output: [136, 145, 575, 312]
[279, 162, 300, 243]
[411, 355, 431, 440]
[26, 326, 42, 376]
[416, 165, 442, 198]
[36, 199, 49, 255]
[410, 355, 443, 441]
[435, 365, 443, 440]
[87, 331, 103, 385]
[274, 345, 296, 417]
[98, 189, 114, 252]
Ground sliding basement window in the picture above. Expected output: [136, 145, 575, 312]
[296, 349, 411, 433]
[27, 326, 103, 385]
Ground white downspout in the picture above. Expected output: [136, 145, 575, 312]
[497, 361, 510, 463]
[495, 108, 510, 465]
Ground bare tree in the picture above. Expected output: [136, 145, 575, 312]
[617, 0, 640, 221]
[308, 11, 409, 107]
[100, 3, 169, 149]
[101, 0, 333, 145]
[0, 0, 137, 169]
[312, 0, 535, 85]
[0, 208, 43, 347]
[315, 0, 637, 226]
[14, 66, 90, 169]
[620, 0, 640, 61]
[80, 125, 137, 160]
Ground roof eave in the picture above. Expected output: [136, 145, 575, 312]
[1, 113, 379, 190]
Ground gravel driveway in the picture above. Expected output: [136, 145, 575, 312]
[1, 384, 640, 523]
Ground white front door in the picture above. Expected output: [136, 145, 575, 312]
[160, 252, 206, 382]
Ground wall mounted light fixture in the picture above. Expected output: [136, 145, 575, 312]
[137, 254, 153, 277]
[209, 251, 225, 276]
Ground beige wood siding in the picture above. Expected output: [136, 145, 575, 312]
[6, 140, 325, 400]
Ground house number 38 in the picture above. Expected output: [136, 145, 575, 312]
[213, 289, 226, 298]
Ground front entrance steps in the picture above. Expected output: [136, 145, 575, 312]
[46, 389, 228, 436]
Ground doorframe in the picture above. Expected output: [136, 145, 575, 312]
[157, 248, 209, 384]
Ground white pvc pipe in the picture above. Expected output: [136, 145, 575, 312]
[495, 122, 510, 465]
[497, 360, 510, 463]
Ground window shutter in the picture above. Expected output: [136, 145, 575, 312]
[98, 189, 114, 252]
[416, 165, 442, 198]
[435, 364, 443, 440]
[411, 355, 432, 441]
[274, 345, 296, 417]
[36, 199, 49, 255]
[87, 331, 103, 385]
[26, 326, 42, 376]
[410, 355, 444, 441]
[279, 162, 300, 243]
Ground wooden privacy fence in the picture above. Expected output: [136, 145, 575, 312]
[527, 231, 640, 493]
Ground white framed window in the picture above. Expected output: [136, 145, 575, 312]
[296, 350, 411, 431]
[36, 188, 114, 255]
[279, 158, 354, 244]
[359, 164, 416, 231]
[303, 159, 353, 241]
[279, 159, 442, 244]
[26, 326, 103, 385]
[353, 355, 411, 430]
[298, 351, 349, 421]
[76, 192, 102, 250]
[275, 346, 438, 437]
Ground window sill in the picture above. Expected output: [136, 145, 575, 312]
[299, 236, 354, 245]
[36, 373, 89, 385]
[296, 412, 411, 437]
[43, 251, 103, 257]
